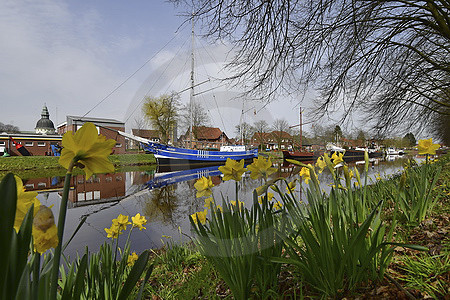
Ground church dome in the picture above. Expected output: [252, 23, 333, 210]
[35, 105, 56, 134]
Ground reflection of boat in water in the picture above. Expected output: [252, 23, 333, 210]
[146, 165, 222, 190]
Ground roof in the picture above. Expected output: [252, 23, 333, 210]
[192, 126, 226, 140]
[252, 131, 292, 140]
[132, 129, 160, 139]
[65, 116, 125, 127]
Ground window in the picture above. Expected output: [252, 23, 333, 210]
[25, 141, 34, 146]
[0, 141, 5, 146]
[25, 183, 34, 189]
[37, 142, 46, 146]
[38, 182, 46, 188]
[115, 143, 122, 147]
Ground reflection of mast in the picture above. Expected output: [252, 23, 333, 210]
[189, 13, 195, 149]
[299, 107, 303, 150]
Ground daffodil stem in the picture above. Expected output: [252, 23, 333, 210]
[50, 161, 74, 300]
[32, 253, 40, 300]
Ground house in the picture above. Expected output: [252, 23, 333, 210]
[129, 129, 161, 149]
[251, 131, 293, 150]
[57, 116, 126, 154]
[179, 126, 230, 149]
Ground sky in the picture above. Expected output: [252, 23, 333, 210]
[0, 0, 333, 138]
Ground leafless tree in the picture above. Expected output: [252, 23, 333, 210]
[235, 121, 254, 144]
[180, 102, 210, 138]
[271, 118, 291, 149]
[0, 122, 19, 133]
[171, 0, 450, 134]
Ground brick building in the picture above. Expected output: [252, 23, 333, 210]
[179, 126, 230, 149]
[57, 116, 126, 154]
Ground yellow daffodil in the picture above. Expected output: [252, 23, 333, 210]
[194, 176, 214, 198]
[127, 252, 139, 266]
[59, 122, 116, 179]
[354, 182, 359, 187]
[286, 180, 297, 193]
[14, 175, 41, 232]
[273, 201, 283, 210]
[258, 192, 274, 204]
[247, 156, 277, 180]
[215, 205, 223, 213]
[418, 138, 440, 155]
[204, 197, 214, 209]
[218, 158, 246, 181]
[131, 213, 147, 231]
[315, 157, 326, 173]
[112, 214, 131, 232]
[230, 200, 245, 209]
[191, 209, 207, 225]
[331, 152, 344, 166]
[105, 224, 120, 239]
[32, 205, 58, 254]
[299, 166, 311, 184]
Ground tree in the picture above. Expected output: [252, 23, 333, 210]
[271, 119, 291, 150]
[0, 122, 19, 133]
[180, 102, 210, 139]
[333, 125, 343, 145]
[173, 0, 450, 133]
[143, 93, 180, 144]
[403, 133, 417, 147]
[356, 130, 366, 143]
[253, 120, 269, 149]
[235, 122, 254, 144]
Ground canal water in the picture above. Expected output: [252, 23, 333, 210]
[26, 155, 415, 259]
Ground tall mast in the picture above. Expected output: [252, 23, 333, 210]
[189, 12, 195, 148]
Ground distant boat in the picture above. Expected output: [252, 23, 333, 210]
[282, 107, 322, 161]
[386, 147, 399, 155]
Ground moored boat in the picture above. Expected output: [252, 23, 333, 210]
[142, 141, 258, 166]
[282, 150, 321, 161]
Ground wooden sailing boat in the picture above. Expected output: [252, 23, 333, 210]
[282, 107, 321, 161]
[140, 17, 258, 166]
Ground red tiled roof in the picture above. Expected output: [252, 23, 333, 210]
[192, 126, 226, 140]
[132, 129, 160, 139]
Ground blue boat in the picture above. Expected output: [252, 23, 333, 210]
[141, 142, 258, 165]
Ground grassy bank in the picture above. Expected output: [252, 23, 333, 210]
[0, 153, 156, 179]
[141, 154, 449, 299]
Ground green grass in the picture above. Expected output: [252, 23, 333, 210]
[0, 154, 156, 179]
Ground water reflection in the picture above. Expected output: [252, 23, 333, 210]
[23, 154, 421, 259]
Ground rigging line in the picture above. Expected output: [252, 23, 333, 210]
[194, 38, 228, 135]
[124, 36, 190, 124]
[82, 25, 187, 119]
[212, 94, 227, 135]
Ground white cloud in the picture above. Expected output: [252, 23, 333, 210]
[0, 0, 143, 130]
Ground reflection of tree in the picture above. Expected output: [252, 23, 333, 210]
[143, 185, 179, 224]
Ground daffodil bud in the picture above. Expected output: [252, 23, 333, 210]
[364, 151, 369, 173]
[399, 172, 407, 190]
[343, 165, 351, 187]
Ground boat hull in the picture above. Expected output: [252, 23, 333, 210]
[143, 142, 258, 165]
[282, 150, 322, 161]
